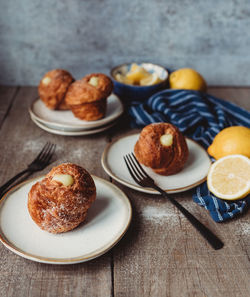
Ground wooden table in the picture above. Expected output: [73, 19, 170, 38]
[0, 86, 249, 297]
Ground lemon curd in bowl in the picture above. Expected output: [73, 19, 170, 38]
[110, 63, 168, 102]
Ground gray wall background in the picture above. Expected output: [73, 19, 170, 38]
[0, 0, 250, 86]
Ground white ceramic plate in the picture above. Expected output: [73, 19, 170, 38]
[101, 134, 211, 194]
[0, 176, 132, 264]
[29, 93, 124, 131]
[31, 116, 117, 136]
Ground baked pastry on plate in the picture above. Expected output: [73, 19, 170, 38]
[134, 123, 189, 175]
[38, 69, 74, 110]
[28, 163, 96, 233]
[65, 73, 113, 121]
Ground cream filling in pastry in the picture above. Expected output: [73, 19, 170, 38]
[42, 77, 52, 85]
[88, 76, 99, 87]
[160, 134, 173, 146]
[52, 174, 74, 186]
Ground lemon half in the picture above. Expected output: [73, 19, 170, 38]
[207, 154, 250, 200]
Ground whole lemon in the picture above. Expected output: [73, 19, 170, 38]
[207, 126, 250, 160]
[169, 68, 207, 92]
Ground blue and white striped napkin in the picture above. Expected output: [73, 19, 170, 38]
[127, 89, 250, 222]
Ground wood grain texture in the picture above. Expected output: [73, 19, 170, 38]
[208, 87, 250, 111]
[0, 86, 18, 129]
[0, 86, 249, 297]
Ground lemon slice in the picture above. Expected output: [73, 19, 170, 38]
[126, 66, 150, 84]
[115, 73, 133, 85]
[140, 72, 163, 86]
[130, 63, 140, 72]
[207, 154, 250, 200]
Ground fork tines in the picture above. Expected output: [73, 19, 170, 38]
[30, 142, 56, 166]
[124, 153, 152, 183]
[32, 142, 49, 162]
[41, 143, 56, 164]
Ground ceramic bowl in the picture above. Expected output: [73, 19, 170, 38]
[110, 63, 168, 103]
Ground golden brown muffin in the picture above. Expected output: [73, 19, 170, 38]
[38, 69, 74, 110]
[28, 163, 96, 234]
[134, 123, 189, 175]
[65, 73, 113, 121]
[82, 73, 113, 98]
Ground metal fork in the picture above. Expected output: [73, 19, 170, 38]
[0, 142, 56, 196]
[124, 153, 224, 250]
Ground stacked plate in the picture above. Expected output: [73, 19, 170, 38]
[29, 94, 124, 136]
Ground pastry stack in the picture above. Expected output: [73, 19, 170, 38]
[29, 69, 124, 136]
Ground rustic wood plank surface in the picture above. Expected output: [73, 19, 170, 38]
[0, 86, 249, 297]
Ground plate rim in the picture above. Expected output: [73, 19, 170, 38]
[29, 93, 124, 130]
[30, 116, 117, 136]
[0, 175, 132, 264]
[101, 133, 211, 194]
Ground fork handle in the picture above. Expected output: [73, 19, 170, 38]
[0, 168, 30, 196]
[154, 185, 224, 250]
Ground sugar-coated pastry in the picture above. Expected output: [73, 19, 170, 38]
[134, 123, 189, 175]
[28, 163, 96, 233]
[38, 69, 74, 110]
[65, 73, 113, 121]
